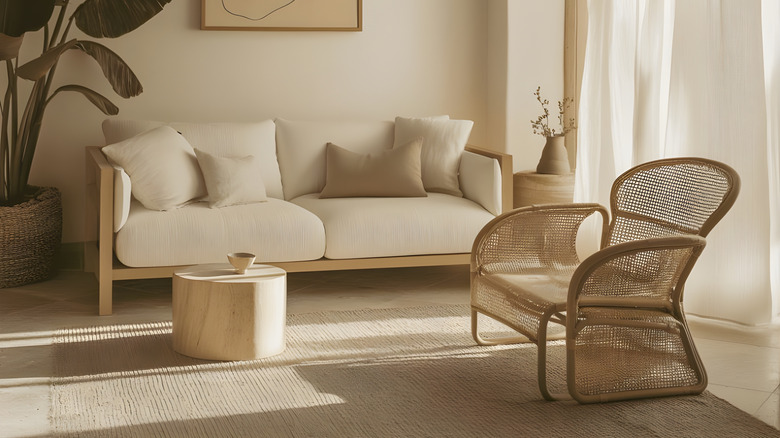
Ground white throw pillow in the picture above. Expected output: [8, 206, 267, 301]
[102, 126, 206, 211]
[194, 149, 268, 208]
[393, 116, 474, 197]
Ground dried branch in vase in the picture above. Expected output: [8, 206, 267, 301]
[530, 86, 576, 137]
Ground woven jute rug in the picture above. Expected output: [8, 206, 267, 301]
[51, 305, 779, 437]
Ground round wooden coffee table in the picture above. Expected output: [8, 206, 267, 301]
[172, 263, 287, 361]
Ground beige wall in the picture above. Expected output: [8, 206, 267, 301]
[506, 1, 566, 172]
[18, 0, 562, 243]
[487, 0, 566, 172]
[487, 2, 509, 159]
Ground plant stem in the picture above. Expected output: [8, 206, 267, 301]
[1, 61, 13, 202]
[11, 83, 34, 200]
[8, 2, 72, 202]
[23, 14, 76, 199]
[9, 59, 18, 150]
[19, 81, 48, 194]
[49, 1, 69, 49]
[60, 16, 74, 46]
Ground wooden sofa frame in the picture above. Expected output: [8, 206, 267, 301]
[85, 145, 513, 315]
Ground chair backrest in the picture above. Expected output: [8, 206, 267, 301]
[605, 157, 740, 247]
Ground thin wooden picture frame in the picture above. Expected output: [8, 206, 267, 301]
[202, 0, 362, 31]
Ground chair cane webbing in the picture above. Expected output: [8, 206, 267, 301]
[566, 237, 707, 403]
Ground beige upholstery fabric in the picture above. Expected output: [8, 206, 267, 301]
[114, 198, 325, 267]
[275, 118, 395, 200]
[102, 126, 207, 211]
[102, 119, 283, 199]
[459, 151, 502, 216]
[320, 138, 427, 198]
[393, 116, 474, 197]
[292, 193, 494, 259]
[194, 149, 268, 208]
[111, 166, 132, 232]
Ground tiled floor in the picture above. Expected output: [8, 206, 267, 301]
[1, 266, 778, 437]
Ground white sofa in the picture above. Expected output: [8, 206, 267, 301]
[85, 117, 512, 315]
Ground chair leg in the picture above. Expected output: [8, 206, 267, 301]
[472, 308, 570, 401]
[536, 313, 569, 401]
[676, 320, 709, 391]
[471, 308, 530, 346]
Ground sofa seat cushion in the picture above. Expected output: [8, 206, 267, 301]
[291, 193, 495, 259]
[115, 199, 325, 267]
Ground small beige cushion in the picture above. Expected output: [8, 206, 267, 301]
[320, 138, 427, 198]
[194, 149, 268, 208]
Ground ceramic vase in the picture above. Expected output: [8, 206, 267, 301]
[536, 135, 571, 175]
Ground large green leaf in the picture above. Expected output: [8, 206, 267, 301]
[16, 39, 77, 80]
[48, 84, 119, 115]
[73, 0, 173, 39]
[75, 41, 142, 98]
[0, 33, 22, 60]
[0, 0, 55, 59]
[0, 0, 55, 37]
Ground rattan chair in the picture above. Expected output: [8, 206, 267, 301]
[470, 157, 740, 403]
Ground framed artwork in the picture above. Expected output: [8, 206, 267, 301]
[202, 0, 362, 31]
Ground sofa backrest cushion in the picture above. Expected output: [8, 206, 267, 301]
[102, 118, 284, 199]
[393, 116, 474, 197]
[275, 118, 395, 200]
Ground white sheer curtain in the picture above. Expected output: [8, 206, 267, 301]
[576, 0, 779, 325]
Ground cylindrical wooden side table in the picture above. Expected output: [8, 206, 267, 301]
[513, 170, 575, 208]
[172, 264, 287, 361]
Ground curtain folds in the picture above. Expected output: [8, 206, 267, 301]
[577, 0, 779, 325]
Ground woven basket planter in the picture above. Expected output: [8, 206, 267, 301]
[0, 186, 63, 288]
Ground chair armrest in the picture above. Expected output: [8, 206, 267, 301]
[464, 145, 513, 213]
[566, 235, 707, 321]
[471, 203, 608, 275]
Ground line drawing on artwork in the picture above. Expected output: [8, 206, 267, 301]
[221, 0, 296, 21]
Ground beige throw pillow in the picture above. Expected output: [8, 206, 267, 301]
[102, 126, 206, 211]
[194, 149, 268, 208]
[393, 116, 474, 197]
[319, 138, 428, 198]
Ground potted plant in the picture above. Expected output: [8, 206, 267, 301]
[530, 86, 576, 175]
[0, 0, 173, 287]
